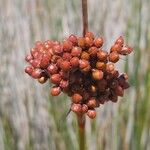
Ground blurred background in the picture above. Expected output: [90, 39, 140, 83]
[0, 0, 150, 150]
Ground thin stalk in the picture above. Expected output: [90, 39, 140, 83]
[77, 114, 86, 150]
[77, 1, 88, 149]
[82, 0, 88, 36]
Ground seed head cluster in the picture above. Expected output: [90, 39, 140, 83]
[25, 32, 133, 119]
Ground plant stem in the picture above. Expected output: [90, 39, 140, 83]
[82, 0, 88, 36]
[77, 114, 86, 150]
[77, 1, 88, 150]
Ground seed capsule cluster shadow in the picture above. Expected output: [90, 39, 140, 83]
[25, 32, 133, 119]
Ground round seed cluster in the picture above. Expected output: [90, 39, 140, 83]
[25, 32, 133, 119]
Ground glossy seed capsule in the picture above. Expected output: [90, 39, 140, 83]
[68, 34, 78, 45]
[115, 36, 124, 46]
[92, 69, 103, 80]
[47, 64, 58, 75]
[109, 52, 120, 63]
[63, 40, 73, 52]
[106, 63, 115, 73]
[25, 66, 33, 75]
[87, 98, 97, 108]
[87, 109, 96, 119]
[70, 57, 79, 67]
[94, 37, 103, 48]
[51, 74, 62, 84]
[97, 50, 108, 61]
[71, 46, 82, 57]
[110, 44, 122, 53]
[50, 87, 61, 96]
[71, 93, 82, 103]
[60, 61, 71, 71]
[71, 103, 82, 114]
[78, 37, 86, 48]
[82, 104, 88, 113]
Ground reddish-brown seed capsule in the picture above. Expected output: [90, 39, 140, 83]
[82, 104, 88, 113]
[63, 40, 73, 52]
[53, 44, 63, 54]
[68, 34, 78, 45]
[70, 57, 79, 67]
[31, 51, 39, 59]
[71, 46, 82, 57]
[115, 36, 124, 46]
[85, 37, 93, 47]
[71, 103, 82, 114]
[60, 61, 71, 71]
[94, 37, 103, 48]
[50, 87, 61, 96]
[79, 59, 89, 69]
[96, 61, 106, 70]
[85, 31, 94, 39]
[97, 50, 108, 61]
[47, 64, 58, 75]
[31, 59, 41, 68]
[59, 80, 68, 89]
[81, 65, 91, 73]
[119, 46, 133, 55]
[31, 69, 42, 79]
[109, 52, 120, 63]
[25, 54, 33, 62]
[71, 93, 82, 103]
[25, 66, 34, 75]
[110, 44, 122, 53]
[56, 58, 63, 67]
[92, 69, 104, 80]
[81, 51, 90, 60]
[51, 74, 61, 84]
[63, 52, 72, 60]
[51, 55, 61, 63]
[87, 109, 96, 119]
[44, 40, 54, 49]
[88, 47, 98, 57]
[106, 63, 115, 73]
[87, 98, 97, 108]
[78, 37, 86, 48]
[40, 55, 51, 69]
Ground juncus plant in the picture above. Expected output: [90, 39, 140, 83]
[25, 0, 133, 149]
